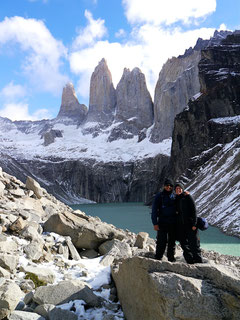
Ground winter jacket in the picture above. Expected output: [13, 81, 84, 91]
[175, 193, 197, 227]
[151, 190, 176, 225]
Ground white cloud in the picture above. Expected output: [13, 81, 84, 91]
[122, 0, 216, 25]
[0, 16, 68, 95]
[0, 103, 51, 121]
[115, 29, 126, 38]
[219, 23, 227, 31]
[0, 82, 27, 101]
[72, 10, 107, 49]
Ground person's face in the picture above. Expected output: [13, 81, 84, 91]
[175, 186, 183, 195]
[164, 184, 173, 192]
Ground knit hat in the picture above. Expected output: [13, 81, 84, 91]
[175, 182, 184, 190]
[164, 179, 174, 187]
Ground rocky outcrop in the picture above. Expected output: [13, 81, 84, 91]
[150, 30, 233, 143]
[151, 50, 201, 142]
[42, 129, 63, 146]
[112, 256, 240, 320]
[0, 167, 156, 319]
[85, 58, 116, 127]
[108, 68, 153, 141]
[43, 210, 126, 250]
[57, 82, 87, 122]
[32, 280, 102, 307]
[169, 32, 240, 180]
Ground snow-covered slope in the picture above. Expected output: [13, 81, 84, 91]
[0, 117, 171, 162]
[187, 132, 240, 237]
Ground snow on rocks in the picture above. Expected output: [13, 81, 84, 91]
[0, 168, 131, 319]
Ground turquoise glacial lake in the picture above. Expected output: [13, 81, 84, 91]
[71, 202, 240, 257]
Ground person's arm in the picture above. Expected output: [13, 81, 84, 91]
[151, 193, 161, 228]
[188, 195, 197, 229]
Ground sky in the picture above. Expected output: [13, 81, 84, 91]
[0, 0, 240, 121]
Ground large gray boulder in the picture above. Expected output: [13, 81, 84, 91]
[0, 181, 5, 196]
[0, 253, 19, 272]
[86, 58, 116, 126]
[48, 307, 78, 320]
[112, 256, 240, 320]
[43, 211, 126, 250]
[25, 177, 43, 199]
[20, 265, 56, 284]
[32, 280, 101, 307]
[99, 239, 132, 266]
[23, 240, 44, 261]
[0, 280, 24, 320]
[0, 238, 18, 253]
[8, 311, 45, 320]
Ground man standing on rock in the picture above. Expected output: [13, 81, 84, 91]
[151, 179, 176, 262]
[175, 182, 203, 264]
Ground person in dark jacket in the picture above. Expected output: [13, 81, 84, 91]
[151, 179, 177, 262]
[175, 182, 202, 264]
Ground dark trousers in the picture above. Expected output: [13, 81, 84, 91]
[155, 224, 176, 260]
[178, 225, 202, 263]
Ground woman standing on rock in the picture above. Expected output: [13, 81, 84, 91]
[175, 182, 203, 264]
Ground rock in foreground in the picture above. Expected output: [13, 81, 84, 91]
[112, 256, 240, 320]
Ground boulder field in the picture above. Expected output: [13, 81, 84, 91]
[0, 167, 239, 319]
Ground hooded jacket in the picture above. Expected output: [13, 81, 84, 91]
[151, 189, 176, 225]
[175, 193, 197, 226]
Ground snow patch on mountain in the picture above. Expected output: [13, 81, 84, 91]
[210, 115, 240, 125]
[0, 120, 171, 163]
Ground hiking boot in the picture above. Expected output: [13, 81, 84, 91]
[168, 257, 176, 262]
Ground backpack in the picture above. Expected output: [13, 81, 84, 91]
[196, 217, 209, 231]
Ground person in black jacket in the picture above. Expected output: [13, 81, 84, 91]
[175, 182, 202, 264]
[151, 179, 177, 262]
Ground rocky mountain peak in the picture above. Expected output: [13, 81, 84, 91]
[116, 66, 153, 124]
[107, 66, 153, 141]
[86, 58, 116, 126]
[57, 82, 87, 122]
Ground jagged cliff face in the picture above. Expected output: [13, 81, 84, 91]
[115, 68, 153, 128]
[57, 82, 87, 122]
[0, 152, 169, 204]
[151, 50, 201, 142]
[86, 58, 116, 126]
[150, 30, 232, 143]
[169, 32, 240, 180]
